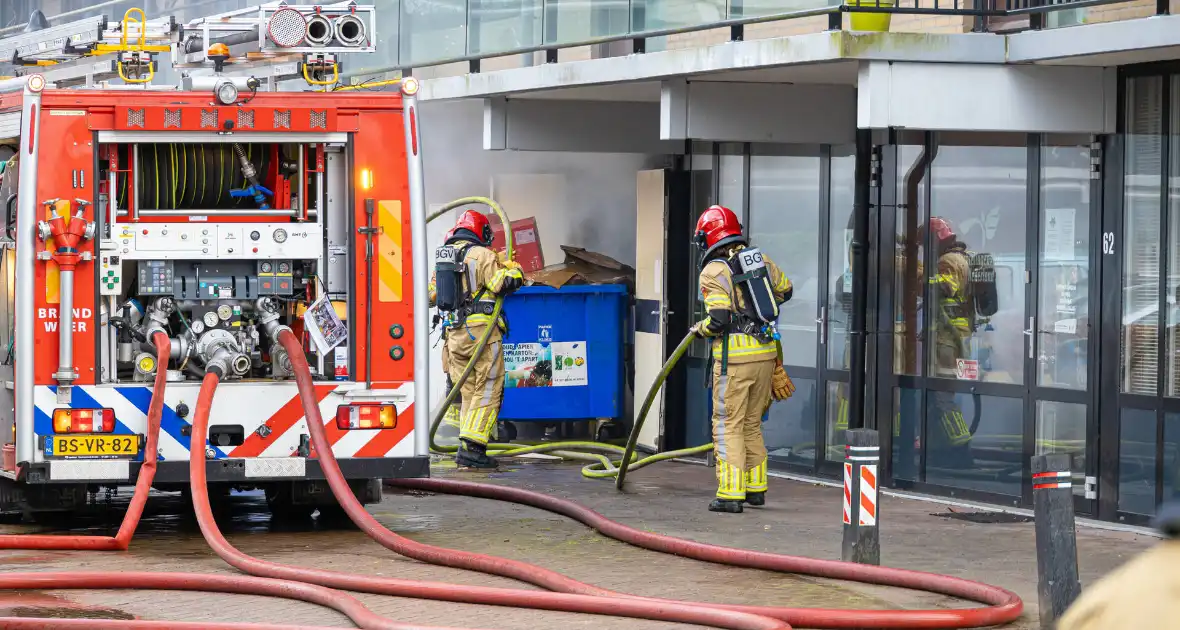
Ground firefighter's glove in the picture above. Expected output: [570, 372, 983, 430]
[501, 269, 525, 294]
[502, 259, 523, 271]
[772, 364, 795, 401]
[691, 319, 713, 338]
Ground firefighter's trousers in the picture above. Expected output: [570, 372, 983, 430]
[931, 340, 973, 451]
[711, 358, 774, 501]
[445, 323, 504, 446]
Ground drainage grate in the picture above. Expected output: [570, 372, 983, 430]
[931, 511, 1033, 524]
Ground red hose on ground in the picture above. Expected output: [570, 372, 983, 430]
[187, 369, 785, 630]
[277, 329, 1024, 630]
[0, 333, 446, 630]
[0, 332, 170, 550]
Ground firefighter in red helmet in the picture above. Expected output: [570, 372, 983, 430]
[432, 209, 524, 468]
[922, 216, 974, 463]
[694, 205, 795, 513]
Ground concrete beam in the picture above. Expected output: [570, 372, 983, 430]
[420, 31, 1005, 102]
[1008, 13, 1180, 64]
[858, 61, 1116, 134]
[661, 81, 856, 144]
[483, 97, 678, 153]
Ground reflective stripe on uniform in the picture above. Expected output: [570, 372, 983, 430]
[773, 274, 791, 293]
[940, 410, 972, 446]
[711, 333, 777, 360]
[716, 459, 746, 500]
[704, 294, 732, 309]
[745, 459, 768, 493]
[714, 373, 729, 461]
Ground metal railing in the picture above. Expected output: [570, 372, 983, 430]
[3, 0, 1157, 78]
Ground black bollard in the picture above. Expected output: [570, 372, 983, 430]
[841, 428, 880, 565]
[1032, 453, 1081, 629]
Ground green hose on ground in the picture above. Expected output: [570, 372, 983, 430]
[427, 197, 714, 485]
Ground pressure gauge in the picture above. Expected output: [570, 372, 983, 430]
[203, 312, 220, 328]
[278, 261, 291, 274]
[260, 262, 273, 273]
[272, 228, 288, 244]
[191, 320, 206, 335]
[217, 304, 234, 321]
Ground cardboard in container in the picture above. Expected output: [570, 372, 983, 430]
[490, 216, 545, 273]
[526, 245, 635, 294]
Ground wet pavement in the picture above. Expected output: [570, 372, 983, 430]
[0, 458, 1160, 629]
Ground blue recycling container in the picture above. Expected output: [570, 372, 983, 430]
[498, 284, 627, 422]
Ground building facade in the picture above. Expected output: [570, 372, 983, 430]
[10, 0, 1180, 524]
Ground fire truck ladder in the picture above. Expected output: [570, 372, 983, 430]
[0, 9, 176, 88]
[0, 2, 377, 91]
[172, 2, 378, 90]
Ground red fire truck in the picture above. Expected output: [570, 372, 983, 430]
[0, 3, 431, 519]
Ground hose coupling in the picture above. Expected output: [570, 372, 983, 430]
[144, 297, 175, 338]
[204, 346, 235, 378]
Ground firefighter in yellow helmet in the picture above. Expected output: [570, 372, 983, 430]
[925, 217, 974, 464]
[1056, 502, 1180, 630]
[693, 205, 795, 514]
[433, 211, 524, 468]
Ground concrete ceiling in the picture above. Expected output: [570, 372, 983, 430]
[1036, 45, 1180, 67]
[509, 60, 859, 102]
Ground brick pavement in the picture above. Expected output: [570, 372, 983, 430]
[0, 459, 1159, 629]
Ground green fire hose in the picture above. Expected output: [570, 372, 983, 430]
[427, 198, 711, 485]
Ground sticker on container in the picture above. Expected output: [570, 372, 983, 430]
[955, 358, 979, 381]
[334, 346, 348, 381]
[516, 228, 537, 245]
[504, 342, 553, 388]
[537, 325, 552, 343]
[551, 341, 588, 387]
[304, 295, 348, 355]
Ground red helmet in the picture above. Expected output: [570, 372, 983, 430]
[922, 217, 955, 244]
[694, 205, 745, 259]
[450, 209, 492, 245]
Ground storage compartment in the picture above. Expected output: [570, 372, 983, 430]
[106, 142, 325, 218]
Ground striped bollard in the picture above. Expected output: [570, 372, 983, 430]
[841, 428, 880, 565]
[1031, 453, 1081, 629]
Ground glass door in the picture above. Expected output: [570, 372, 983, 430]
[1033, 136, 1099, 516]
[886, 134, 1031, 502]
[751, 146, 824, 472]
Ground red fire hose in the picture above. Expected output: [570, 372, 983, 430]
[0, 332, 170, 550]
[0, 327, 1022, 629]
[0, 334, 463, 630]
[189, 366, 789, 630]
[262, 329, 1022, 630]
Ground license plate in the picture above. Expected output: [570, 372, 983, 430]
[45, 435, 140, 459]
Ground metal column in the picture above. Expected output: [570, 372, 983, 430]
[401, 79, 430, 459]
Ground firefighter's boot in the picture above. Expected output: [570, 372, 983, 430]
[745, 492, 766, 507]
[456, 439, 499, 469]
[708, 498, 744, 514]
